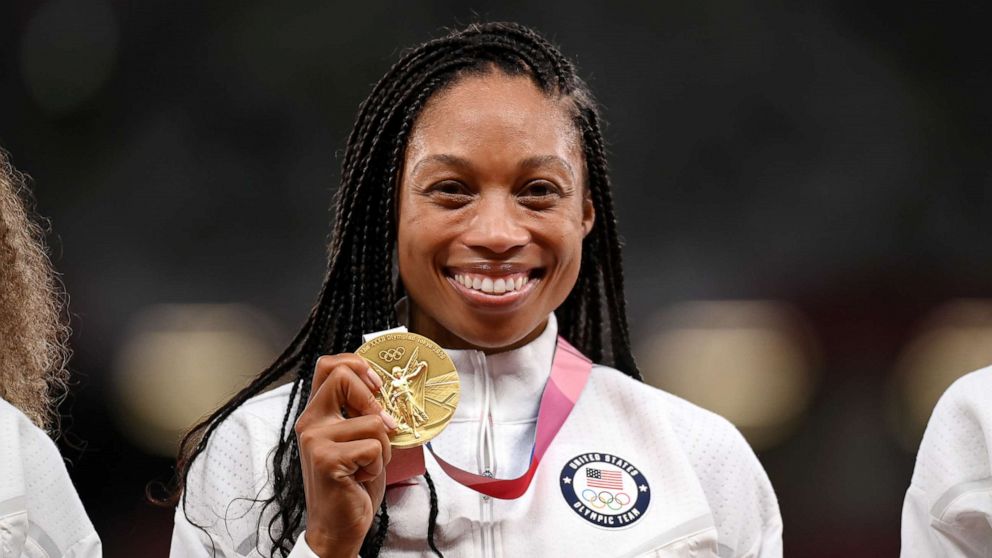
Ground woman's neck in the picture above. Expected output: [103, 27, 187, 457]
[407, 303, 548, 355]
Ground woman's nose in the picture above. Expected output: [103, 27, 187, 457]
[462, 195, 530, 255]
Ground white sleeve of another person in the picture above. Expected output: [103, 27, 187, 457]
[0, 397, 101, 557]
[901, 367, 992, 558]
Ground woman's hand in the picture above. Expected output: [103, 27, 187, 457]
[294, 353, 397, 558]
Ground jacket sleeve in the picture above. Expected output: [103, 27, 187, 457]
[742, 516, 783, 558]
[665, 392, 783, 558]
[729, 433, 784, 558]
[170, 518, 321, 558]
[0, 398, 102, 558]
[169, 407, 321, 557]
[900, 369, 992, 558]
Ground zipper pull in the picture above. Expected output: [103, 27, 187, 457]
[482, 470, 493, 501]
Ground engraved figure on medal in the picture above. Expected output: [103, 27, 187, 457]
[369, 347, 430, 438]
[357, 332, 460, 448]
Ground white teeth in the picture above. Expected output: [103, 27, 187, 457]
[453, 273, 532, 295]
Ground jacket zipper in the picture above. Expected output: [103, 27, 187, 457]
[476, 352, 497, 558]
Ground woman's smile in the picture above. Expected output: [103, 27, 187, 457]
[445, 265, 542, 309]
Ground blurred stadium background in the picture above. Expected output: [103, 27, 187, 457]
[3, 1, 992, 555]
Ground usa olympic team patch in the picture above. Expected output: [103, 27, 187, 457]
[559, 452, 650, 529]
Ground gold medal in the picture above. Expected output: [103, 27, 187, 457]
[356, 332, 460, 448]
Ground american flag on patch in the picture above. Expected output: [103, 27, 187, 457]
[585, 468, 623, 490]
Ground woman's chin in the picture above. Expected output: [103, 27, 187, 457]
[406, 290, 549, 352]
[440, 317, 548, 353]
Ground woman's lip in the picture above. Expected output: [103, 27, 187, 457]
[445, 274, 538, 309]
[446, 264, 540, 276]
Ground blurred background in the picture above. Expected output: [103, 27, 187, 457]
[3, 0, 992, 555]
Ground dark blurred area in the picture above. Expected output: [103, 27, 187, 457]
[3, 1, 992, 556]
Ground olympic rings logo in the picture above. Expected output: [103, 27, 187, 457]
[379, 347, 406, 362]
[581, 489, 631, 511]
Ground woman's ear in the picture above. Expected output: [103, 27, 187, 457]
[582, 194, 595, 237]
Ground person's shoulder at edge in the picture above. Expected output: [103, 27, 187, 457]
[901, 366, 992, 558]
[0, 397, 102, 557]
[925, 364, 992, 435]
[588, 364, 784, 558]
[174, 382, 299, 554]
[935, 363, 992, 408]
[909, 365, 992, 491]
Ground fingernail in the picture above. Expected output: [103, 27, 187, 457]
[380, 410, 398, 430]
[366, 368, 382, 390]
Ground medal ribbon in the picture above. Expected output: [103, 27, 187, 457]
[384, 335, 593, 500]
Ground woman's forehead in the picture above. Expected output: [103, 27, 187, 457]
[406, 72, 581, 165]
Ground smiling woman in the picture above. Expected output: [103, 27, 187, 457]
[167, 22, 783, 558]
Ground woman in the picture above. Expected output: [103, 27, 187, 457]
[901, 367, 992, 557]
[0, 149, 101, 556]
[170, 22, 782, 557]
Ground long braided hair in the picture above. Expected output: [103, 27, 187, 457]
[170, 21, 640, 557]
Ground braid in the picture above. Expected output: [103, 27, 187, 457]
[578, 111, 640, 378]
[167, 21, 641, 557]
[424, 471, 444, 558]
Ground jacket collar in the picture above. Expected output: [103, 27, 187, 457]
[395, 298, 557, 424]
[445, 314, 557, 424]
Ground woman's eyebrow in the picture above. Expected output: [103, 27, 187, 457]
[410, 153, 574, 179]
[411, 153, 473, 176]
[518, 155, 574, 179]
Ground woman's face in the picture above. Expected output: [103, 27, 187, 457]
[397, 71, 594, 352]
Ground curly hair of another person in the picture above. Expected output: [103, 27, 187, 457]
[0, 149, 71, 433]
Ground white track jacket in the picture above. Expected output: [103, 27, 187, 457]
[0, 398, 101, 557]
[172, 314, 782, 557]
[902, 367, 992, 557]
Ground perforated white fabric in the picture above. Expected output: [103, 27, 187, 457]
[0, 398, 101, 557]
[172, 315, 782, 557]
[901, 367, 992, 557]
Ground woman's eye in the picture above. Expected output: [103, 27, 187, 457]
[519, 181, 561, 205]
[426, 180, 473, 206]
[434, 180, 467, 195]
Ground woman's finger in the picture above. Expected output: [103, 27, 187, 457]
[298, 365, 396, 432]
[307, 438, 385, 483]
[309, 354, 381, 403]
[299, 414, 392, 466]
